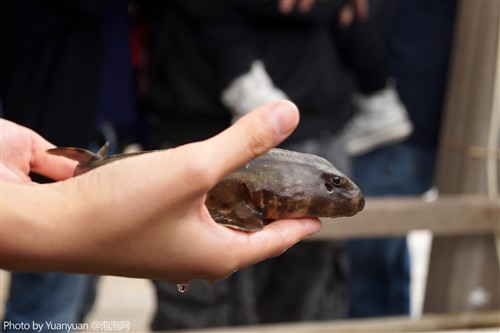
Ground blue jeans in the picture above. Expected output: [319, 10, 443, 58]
[2, 273, 98, 333]
[347, 143, 436, 317]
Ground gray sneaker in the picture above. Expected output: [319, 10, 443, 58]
[344, 86, 413, 156]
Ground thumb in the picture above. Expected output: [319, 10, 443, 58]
[31, 134, 77, 181]
[201, 100, 299, 185]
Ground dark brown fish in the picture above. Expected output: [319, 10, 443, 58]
[48, 143, 364, 232]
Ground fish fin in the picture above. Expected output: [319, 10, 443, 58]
[97, 142, 110, 158]
[47, 147, 101, 166]
[208, 203, 264, 232]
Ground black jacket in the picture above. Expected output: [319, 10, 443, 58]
[149, 0, 355, 145]
[0, 1, 111, 147]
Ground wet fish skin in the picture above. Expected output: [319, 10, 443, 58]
[205, 148, 364, 231]
[48, 144, 364, 232]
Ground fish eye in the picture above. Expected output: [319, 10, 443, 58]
[324, 176, 342, 192]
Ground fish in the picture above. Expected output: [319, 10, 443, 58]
[48, 143, 365, 232]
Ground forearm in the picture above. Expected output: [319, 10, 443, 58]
[0, 102, 321, 282]
[0, 181, 78, 272]
[0, 153, 206, 278]
[1, 176, 151, 276]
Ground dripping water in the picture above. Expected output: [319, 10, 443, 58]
[177, 283, 189, 293]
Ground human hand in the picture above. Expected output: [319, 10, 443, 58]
[1, 101, 322, 283]
[0, 118, 76, 184]
[277, 0, 317, 14]
[338, 0, 369, 28]
[277, 0, 368, 28]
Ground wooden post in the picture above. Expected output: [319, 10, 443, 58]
[424, 0, 500, 313]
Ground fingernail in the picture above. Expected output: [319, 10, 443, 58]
[268, 101, 299, 135]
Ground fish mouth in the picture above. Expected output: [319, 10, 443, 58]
[357, 196, 365, 211]
[341, 195, 365, 217]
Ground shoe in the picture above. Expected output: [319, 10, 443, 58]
[344, 86, 413, 156]
[221, 60, 288, 122]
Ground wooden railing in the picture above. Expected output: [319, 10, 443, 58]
[310, 195, 499, 240]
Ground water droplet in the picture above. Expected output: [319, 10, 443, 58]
[177, 283, 189, 293]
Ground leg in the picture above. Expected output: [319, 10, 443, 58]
[3, 273, 97, 333]
[347, 143, 436, 317]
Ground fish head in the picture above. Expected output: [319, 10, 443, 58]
[248, 149, 365, 220]
[313, 167, 365, 217]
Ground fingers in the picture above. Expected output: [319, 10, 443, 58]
[339, 0, 369, 28]
[298, 0, 315, 13]
[0, 118, 76, 182]
[354, 0, 369, 20]
[278, 0, 316, 14]
[30, 131, 77, 181]
[235, 217, 322, 267]
[278, 0, 295, 14]
[338, 3, 355, 28]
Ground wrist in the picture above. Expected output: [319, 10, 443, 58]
[0, 182, 73, 271]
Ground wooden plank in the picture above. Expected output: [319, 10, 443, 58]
[436, 0, 500, 194]
[425, 0, 500, 314]
[424, 235, 500, 313]
[162, 311, 500, 332]
[306, 195, 499, 240]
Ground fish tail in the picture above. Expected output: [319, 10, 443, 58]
[96, 142, 110, 158]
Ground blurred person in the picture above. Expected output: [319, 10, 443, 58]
[346, 0, 457, 317]
[145, 0, 371, 329]
[334, 0, 413, 156]
[220, 0, 413, 156]
[0, 1, 138, 331]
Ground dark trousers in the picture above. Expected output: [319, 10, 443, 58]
[334, 0, 398, 94]
[347, 143, 437, 317]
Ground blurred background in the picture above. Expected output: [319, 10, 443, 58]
[1, 0, 499, 332]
